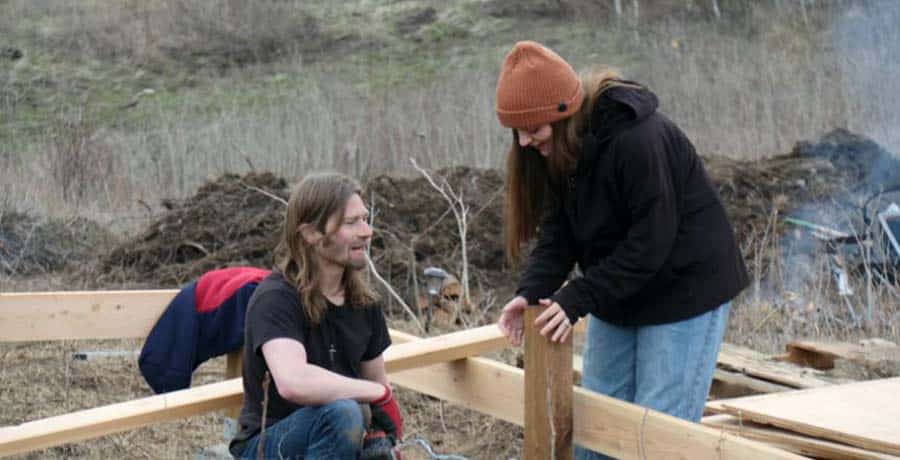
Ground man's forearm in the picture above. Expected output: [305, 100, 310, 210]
[279, 363, 384, 406]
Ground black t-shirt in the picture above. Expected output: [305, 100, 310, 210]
[230, 271, 391, 451]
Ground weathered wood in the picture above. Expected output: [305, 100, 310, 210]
[710, 368, 794, 398]
[718, 378, 900, 456]
[703, 414, 900, 460]
[785, 339, 900, 370]
[524, 306, 573, 460]
[718, 343, 838, 388]
[0, 290, 178, 341]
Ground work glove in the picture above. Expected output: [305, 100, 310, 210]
[370, 384, 404, 443]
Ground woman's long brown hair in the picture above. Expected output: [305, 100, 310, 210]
[274, 172, 379, 325]
[504, 68, 636, 264]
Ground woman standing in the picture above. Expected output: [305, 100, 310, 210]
[494, 41, 748, 459]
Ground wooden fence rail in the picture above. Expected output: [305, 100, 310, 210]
[0, 290, 805, 459]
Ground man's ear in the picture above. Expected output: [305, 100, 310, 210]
[298, 223, 323, 245]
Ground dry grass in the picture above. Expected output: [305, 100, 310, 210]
[729, 205, 900, 353]
[2, 1, 899, 220]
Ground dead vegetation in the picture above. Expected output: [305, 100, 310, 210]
[2, 129, 899, 458]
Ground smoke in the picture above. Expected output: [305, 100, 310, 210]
[828, 0, 900, 157]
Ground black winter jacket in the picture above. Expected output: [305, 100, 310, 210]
[516, 84, 749, 326]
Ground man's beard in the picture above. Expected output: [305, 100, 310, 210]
[319, 237, 367, 270]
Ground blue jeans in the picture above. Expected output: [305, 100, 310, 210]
[238, 399, 365, 460]
[575, 303, 730, 460]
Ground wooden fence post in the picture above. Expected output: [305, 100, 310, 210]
[524, 306, 573, 460]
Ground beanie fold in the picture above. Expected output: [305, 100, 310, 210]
[495, 41, 584, 129]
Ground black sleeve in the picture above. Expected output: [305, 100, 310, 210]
[362, 304, 391, 361]
[553, 128, 679, 323]
[246, 289, 306, 357]
[515, 201, 577, 305]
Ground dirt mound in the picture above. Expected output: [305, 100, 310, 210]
[366, 166, 510, 304]
[85, 167, 510, 301]
[0, 209, 112, 276]
[82, 129, 898, 296]
[88, 172, 288, 288]
[708, 129, 900, 262]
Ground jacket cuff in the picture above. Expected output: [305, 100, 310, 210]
[551, 285, 584, 325]
[515, 287, 542, 307]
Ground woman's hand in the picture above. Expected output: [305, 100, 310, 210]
[534, 298, 574, 343]
[497, 296, 528, 346]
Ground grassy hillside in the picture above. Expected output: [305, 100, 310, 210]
[1, 0, 899, 219]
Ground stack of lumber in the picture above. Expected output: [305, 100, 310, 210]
[703, 339, 900, 459]
[710, 343, 843, 398]
[783, 339, 900, 375]
[703, 377, 900, 460]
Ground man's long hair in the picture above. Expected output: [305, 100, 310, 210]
[274, 172, 379, 325]
[504, 68, 638, 264]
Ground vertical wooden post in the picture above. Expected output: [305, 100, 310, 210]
[524, 306, 573, 460]
[225, 350, 243, 419]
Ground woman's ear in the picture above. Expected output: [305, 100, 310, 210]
[298, 223, 323, 245]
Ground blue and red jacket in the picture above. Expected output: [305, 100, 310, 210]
[139, 267, 271, 394]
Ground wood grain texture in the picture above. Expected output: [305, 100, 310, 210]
[717, 343, 838, 388]
[0, 290, 177, 341]
[524, 306, 573, 460]
[718, 378, 900, 455]
[703, 414, 899, 460]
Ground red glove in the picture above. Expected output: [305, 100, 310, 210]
[370, 384, 404, 442]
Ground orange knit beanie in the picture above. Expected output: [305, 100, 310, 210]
[495, 41, 584, 129]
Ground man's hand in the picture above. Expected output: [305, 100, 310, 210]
[534, 298, 574, 343]
[497, 296, 527, 346]
[370, 384, 404, 443]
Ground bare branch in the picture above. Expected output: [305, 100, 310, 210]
[240, 182, 288, 206]
[410, 158, 472, 314]
[366, 253, 426, 334]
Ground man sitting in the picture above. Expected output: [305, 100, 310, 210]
[229, 172, 403, 459]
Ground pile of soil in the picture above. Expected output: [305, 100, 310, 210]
[88, 172, 288, 288]
[86, 166, 511, 306]
[0, 210, 113, 276]
[366, 166, 510, 303]
[84, 129, 899, 300]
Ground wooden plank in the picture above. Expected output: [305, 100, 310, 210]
[703, 414, 900, 460]
[710, 368, 794, 398]
[0, 328, 507, 455]
[718, 378, 900, 456]
[390, 335, 803, 459]
[524, 307, 572, 460]
[0, 379, 244, 456]
[383, 325, 507, 373]
[717, 343, 837, 389]
[2, 331, 803, 459]
[785, 339, 900, 370]
[705, 399, 728, 415]
[0, 290, 177, 341]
